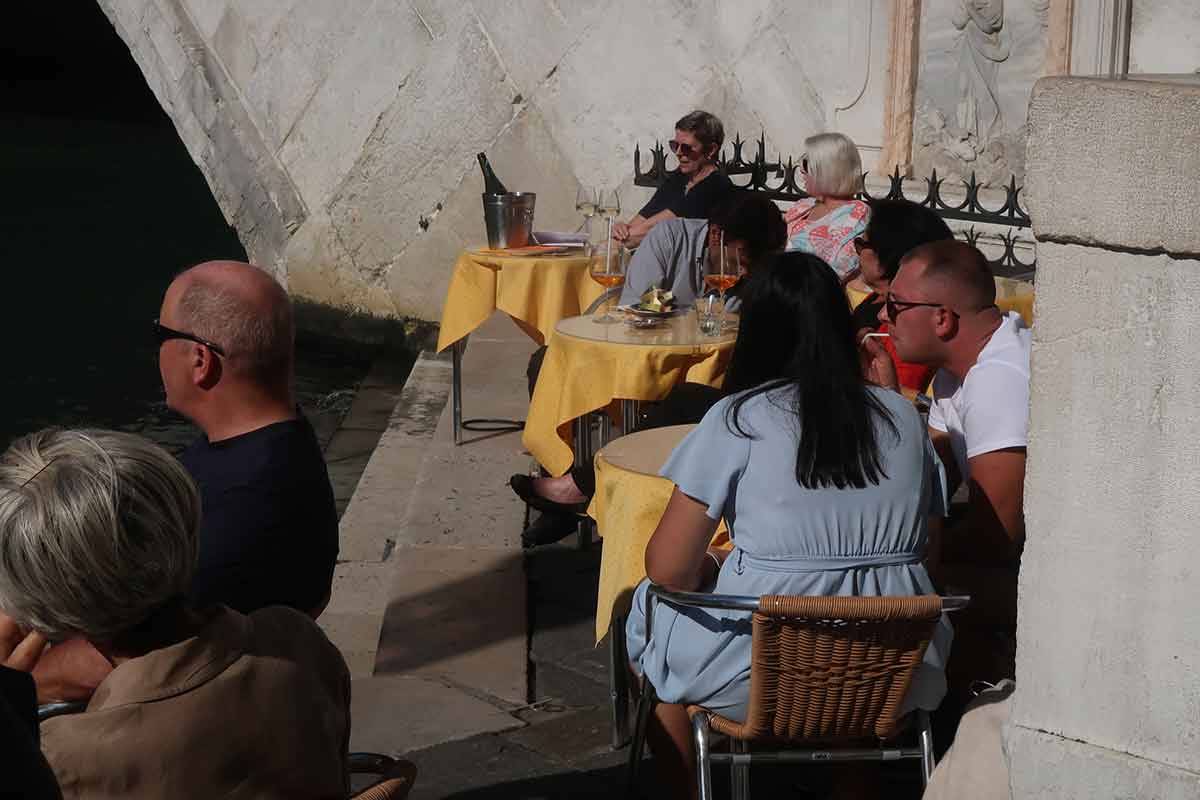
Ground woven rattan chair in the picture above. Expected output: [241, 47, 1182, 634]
[626, 585, 969, 800]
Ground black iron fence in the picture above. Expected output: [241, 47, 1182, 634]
[634, 133, 1035, 277]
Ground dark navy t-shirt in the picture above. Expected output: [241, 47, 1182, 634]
[180, 416, 338, 615]
[638, 169, 734, 220]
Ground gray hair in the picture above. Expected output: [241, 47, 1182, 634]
[0, 429, 200, 642]
[803, 132, 863, 198]
[675, 110, 725, 153]
[176, 265, 294, 384]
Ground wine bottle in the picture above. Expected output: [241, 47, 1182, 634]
[477, 153, 508, 195]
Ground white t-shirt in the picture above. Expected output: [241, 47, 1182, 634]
[927, 312, 1032, 482]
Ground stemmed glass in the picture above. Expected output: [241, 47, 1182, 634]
[589, 243, 626, 323]
[702, 230, 739, 327]
[597, 188, 622, 308]
[575, 186, 597, 236]
[703, 230, 739, 299]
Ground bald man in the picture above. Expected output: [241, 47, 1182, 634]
[28, 263, 338, 703]
[157, 261, 338, 618]
[863, 240, 1030, 698]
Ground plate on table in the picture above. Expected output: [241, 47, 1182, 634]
[532, 231, 590, 247]
[472, 245, 570, 257]
[618, 304, 678, 319]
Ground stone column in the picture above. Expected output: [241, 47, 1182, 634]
[878, 0, 921, 175]
[1013, 76, 1200, 798]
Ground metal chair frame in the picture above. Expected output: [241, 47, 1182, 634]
[625, 585, 970, 800]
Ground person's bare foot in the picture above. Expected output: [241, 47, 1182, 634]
[531, 475, 587, 505]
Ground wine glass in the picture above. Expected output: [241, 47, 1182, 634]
[597, 188, 621, 219]
[597, 188, 622, 300]
[575, 186, 597, 236]
[589, 243, 626, 324]
[703, 230, 739, 322]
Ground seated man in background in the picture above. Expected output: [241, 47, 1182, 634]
[0, 428, 351, 799]
[618, 190, 787, 309]
[30, 261, 339, 703]
[611, 110, 733, 249]
[863, 239, 1031, 698]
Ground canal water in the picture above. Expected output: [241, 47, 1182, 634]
[0, 4, 408, 453]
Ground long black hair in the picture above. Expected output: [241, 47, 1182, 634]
[724, 252, 897, 490]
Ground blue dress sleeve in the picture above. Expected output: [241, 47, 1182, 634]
[658, 396, 752, 521]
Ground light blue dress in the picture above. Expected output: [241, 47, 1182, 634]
[626, 385, 952, 721]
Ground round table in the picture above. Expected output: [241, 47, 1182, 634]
[587, 424, 731, 644]
[522, 311, 737, 477]
[436, 248, 604, 352]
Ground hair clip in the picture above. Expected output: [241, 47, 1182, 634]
[19, 458, 59, 489]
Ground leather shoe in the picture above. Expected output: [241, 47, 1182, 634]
[521, 511, 580, 548]
[509, 473, 590, 515]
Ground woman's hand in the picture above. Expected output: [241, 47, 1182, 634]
[699, 548, 726, 591]
[859, 332, 900, 392]
[612, 221, 632, 242]
[0, 611, 47, 673]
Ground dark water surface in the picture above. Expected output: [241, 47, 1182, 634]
[0, 110, 384, 453]
[0, 3, 412, 453]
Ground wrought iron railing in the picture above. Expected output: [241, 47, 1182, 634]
[634, 133, 1035, 276]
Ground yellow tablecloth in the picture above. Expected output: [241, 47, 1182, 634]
[436, 249, 604, 351]
[522, 312, 737, 476]
[587, 425, 730, 643]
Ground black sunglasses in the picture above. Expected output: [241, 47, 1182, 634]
[884, 295, 958, 321]
[668, 139, 704, 159]
[852, 236, 871, 253]
[152, 320, 226, 356]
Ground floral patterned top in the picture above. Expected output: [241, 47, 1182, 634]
[783, 198, 870, 279]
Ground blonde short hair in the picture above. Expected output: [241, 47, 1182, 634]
[803, 132, 863, 199]
[0, 429, 200, 642]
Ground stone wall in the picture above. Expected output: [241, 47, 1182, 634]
[1014, 76, 1200, 798]
[95, 0, 898, 321]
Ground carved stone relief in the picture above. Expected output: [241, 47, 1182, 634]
[913, 0, 1050, 184]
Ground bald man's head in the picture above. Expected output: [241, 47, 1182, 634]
[168, 261, 294, 385]
[900, 240, 996, 311]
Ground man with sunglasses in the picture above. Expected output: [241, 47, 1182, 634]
[24, 262, 339, 706]
[611, 110, 732, 249]
[863, 239, 1031, 700]
[155, 261, 338, 622]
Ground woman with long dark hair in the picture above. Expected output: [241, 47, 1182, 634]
[626, 251, 951, 799]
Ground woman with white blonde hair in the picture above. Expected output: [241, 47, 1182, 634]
[783, 131, 870, 281]
[0, 428, 354, 800]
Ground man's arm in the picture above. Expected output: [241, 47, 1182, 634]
[619, 209, 676, 249]
[618, 223, 675, 305]
[943, 447, 1027, 564]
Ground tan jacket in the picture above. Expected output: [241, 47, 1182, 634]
[42, 606, 350, 800]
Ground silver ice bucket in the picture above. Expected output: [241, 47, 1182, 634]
[482, 192, 536, 249]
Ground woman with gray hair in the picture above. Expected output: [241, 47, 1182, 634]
[783, 131, 870, 281]
[0, 428, 352, 800]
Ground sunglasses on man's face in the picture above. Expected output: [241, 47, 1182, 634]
[152, 320, 226, 356]
[668, 139, 704, 159]
[883, 295, 958, 321]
